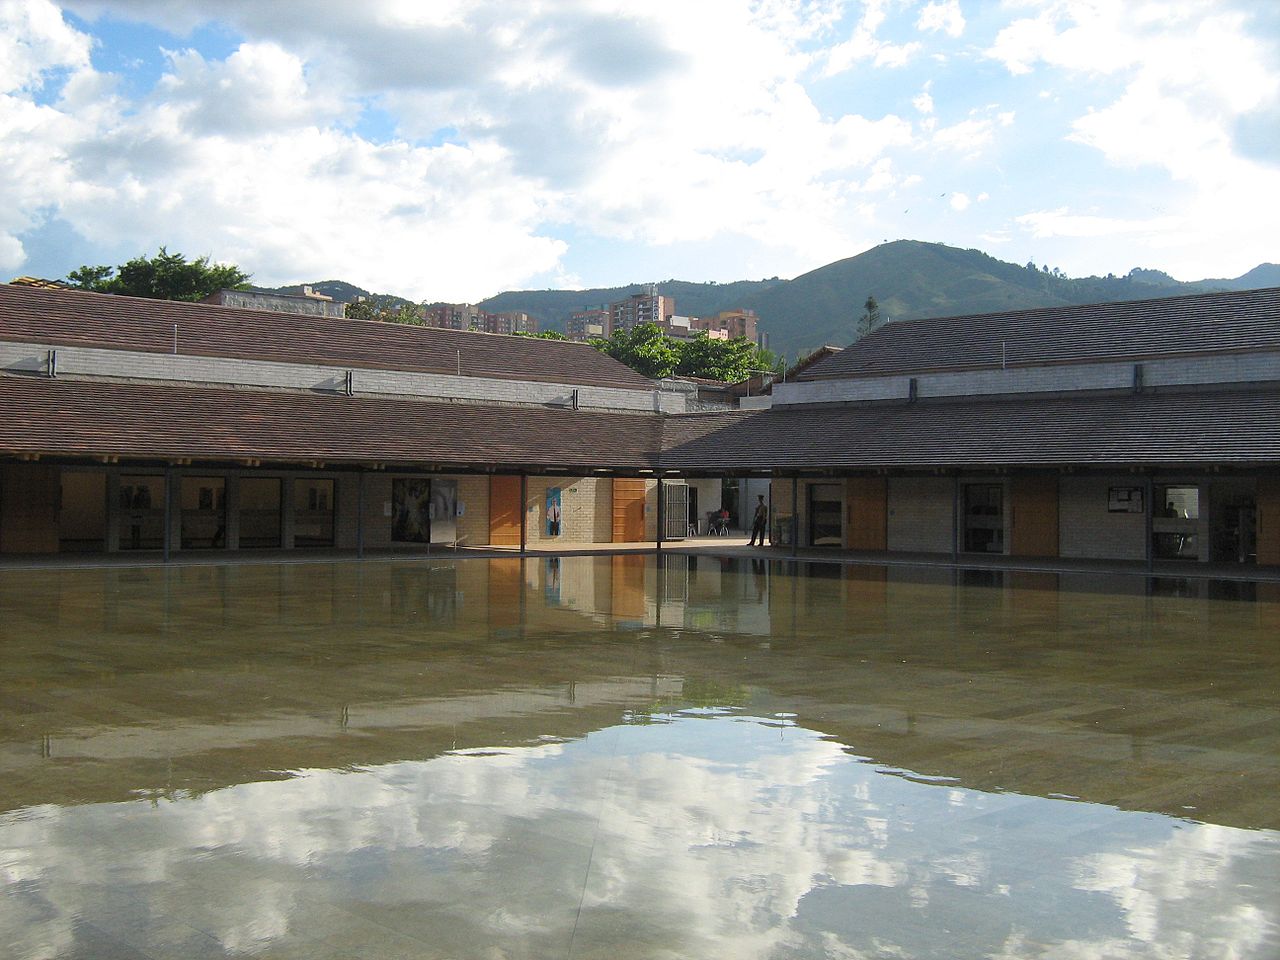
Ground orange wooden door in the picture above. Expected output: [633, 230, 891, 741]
[1010, 476, 1059, 557]
[846, 476, 887, 550]
[489, 476, 522, 546]
[612, 479, 646, 542]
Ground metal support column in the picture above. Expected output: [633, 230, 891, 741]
[952, 475, 960, 561]
[356, 470, 365, 559]
[520, 474, 527, 555]
[1152, 473, 1162, 570]
[656, 478, 665, 553]
[162, 467, 173, 563]
[791, 476, 799, 558]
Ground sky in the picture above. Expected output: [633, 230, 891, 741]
[2, 0, 1278, 302]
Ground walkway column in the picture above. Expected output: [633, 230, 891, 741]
[1144, 475, 1154, 573]
[520, 473, 527, 555]
[656, 477, 665, 553]
[356, 470, 365, 559]
[162, 466, 173, 563]
[791, 476, 799, 558]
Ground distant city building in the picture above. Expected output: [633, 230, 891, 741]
[204, 286, 347, 319]
[423, 303, 537, 335]
[567, 307, 610, 341]
[486, 311, 537, 335]
[610, 285, 675, 333]
[693, 308, 759, 342]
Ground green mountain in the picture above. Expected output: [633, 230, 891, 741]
[266, 243, 1277, 360]
[730, 240, 1231, 357]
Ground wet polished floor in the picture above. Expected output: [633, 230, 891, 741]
[2, 556, 1278, 959]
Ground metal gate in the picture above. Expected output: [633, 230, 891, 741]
[663, 482, 689, 540]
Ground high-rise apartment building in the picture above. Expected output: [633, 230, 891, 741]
[423, 304, 538, 335]
[567, 307, 610, 341]
[609, 285, 675, 333]
[693, 308, 759, 342]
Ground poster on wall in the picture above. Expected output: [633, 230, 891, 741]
[546, 487, 562, 537]
[392, 478, 432, 542]
[1107, 486, 1145, 514]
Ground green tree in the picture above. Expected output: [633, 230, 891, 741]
[345, 299, 422, 324]
[513, 330, 569, 340]
[65, 247, 250, 302]
[675, 333, 769, 382]
[594, 324, 781, 382]
[591, 323, 680, 379]
[856, 295, 883, 339]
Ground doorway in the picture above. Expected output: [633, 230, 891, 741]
[808, 483, 843, 547]
[963, 483, 1004, 553]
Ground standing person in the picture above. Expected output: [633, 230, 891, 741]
[748, 495, 769, 546]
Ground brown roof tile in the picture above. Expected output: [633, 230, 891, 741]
[660, 389, 1280, 471]
[804, 287, 1280, 380]
[0, 376, 662, 471]
[0, 284, 655, 391]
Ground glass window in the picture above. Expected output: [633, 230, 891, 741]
[181, 477, 226, 549]
[119, 475, 165, 550]
[239, 478, 282, 549]
[295, 479, 335, 547]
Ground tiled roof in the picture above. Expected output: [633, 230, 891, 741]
[0, 284, 655, 391]
[0, 376, 662, 471]
[659, 388, 1280, 471]
[803, 287, 1280, 380]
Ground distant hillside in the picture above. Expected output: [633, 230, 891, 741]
[264, 244, 1276, 360]
[730, 240, 1231, 356]
[259, 280, 416, 312]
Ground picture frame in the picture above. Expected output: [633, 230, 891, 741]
[1108, 486, 1144, 513]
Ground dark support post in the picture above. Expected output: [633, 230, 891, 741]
[520, 474, 527, 555]
[952, 475, 960, 561]
[1152, 473, 1162, 570]
[790, 476, 799, 558]
[656, 478, 665, 552]
[355, 471, 366, 560]
[162, 467, 173, 563]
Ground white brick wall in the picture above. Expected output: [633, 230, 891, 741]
[0, 341, 677, 413]
[772, 349, 1280, 407]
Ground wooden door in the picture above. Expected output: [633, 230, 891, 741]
[846, 476, 887, 550]
[489, 476, 522, 546]
[0, 464, 60, 554]
[1258, 476, 1280, 566]
[1010, 476, 1059, 557]
[612, 479, 646, 542]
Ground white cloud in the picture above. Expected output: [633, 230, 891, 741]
[917, 0, 965, 38]
[913, 80, 935, 115]
[4, 0, 937, 295]
[950, 192, 971, 211]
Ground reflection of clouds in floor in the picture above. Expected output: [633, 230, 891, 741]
[2, 714, 1278, 959]
[1072, 820, 1280, 954]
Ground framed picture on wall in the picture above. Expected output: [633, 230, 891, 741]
[1108, 486, 1144, 513]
